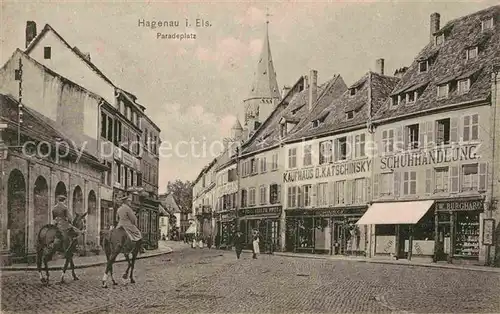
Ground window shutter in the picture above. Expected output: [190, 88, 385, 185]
[425, 168, 432, 194]
[328, 181, 335, 206]
[277, 184, 281, 204]
[393, 172, 401, 197]
[311, 183, 318, 207]
[450, 117, 459, 143]
[345, 180, 352, 205]
[352, 180, 357, 204]
[373, 174, 379, 199]
[255, 158, 259, 173]
[396, 126, 404, 152]
[346, 135, 353, 159]
[419, 122, 426, 148]
[450, 166, 459, 193]
[297, 186, 303, 207]
[365, 177, 372, 202]
[478, 163, 487, 191]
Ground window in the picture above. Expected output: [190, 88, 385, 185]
[435, 167, 449, 193]
[461, 164, 478, 192]
[346, 111, 354, 120]
[249, 188, 256, 206]
[466, 47, 478, 60]
[144, 128, 148, 146]
[437, 84, 449, 99]
[280, 124, 287, 137]
[270, 184, 280, 204]
[126, 106, 132, 120]
[319, 140, 332, 164]
[390, 95, 399, 107]
[354, 134, 365, 158]
[259, 185, 267, 205]
[44, 47, 51, 59]
[334, 137, 347, 161]
[403, 171, 417, 195]
[353, 178, 365, 204]
[303, 145, 312, 166]
[458, 79, 470, 94]
[418, 60, 428, 73]
[133, 112, 138, 126]
[260, 157, 267, 173]
[272, 153, 279, 170]
[463, 114, 479, 141]
[435, 34, 445, 45]
[405, 124, 419, 150]
[241, 189, 248, 207]
[101, 112, 107, 138]
[114, 120, 122, 146]
[406, 91, 416, 103]
[382, 129, 394, 153]
[482, 17, 494, 31]
[349, 88, 356, 96]
[334, 181, 345, 205]
[287, 186, 297, 208]
[302, 184, 312, 207]
[380, 173, 393, 196]
[436, 118, 450, 145]
[317, 183, 328, 206]
[107, 116, 113, 141]
[288, 148, 297, 168]
[250, 158, 257, 174]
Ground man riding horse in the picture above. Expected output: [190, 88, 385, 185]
[116, 194, 142, 243]
[52, 195, 83, 251]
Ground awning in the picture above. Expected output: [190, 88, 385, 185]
[356, 200, 434, 225]
[185, 224, 196, 234]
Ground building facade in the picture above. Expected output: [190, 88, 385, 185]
[192, 158, 217, 241]
[358, 7, 500, 265]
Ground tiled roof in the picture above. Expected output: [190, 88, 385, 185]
[159, 193, 181, 213]
[373, 5, 500, 122]
[286, 72, 398, 142]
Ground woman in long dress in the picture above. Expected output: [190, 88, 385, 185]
[252, 230, 260, 259]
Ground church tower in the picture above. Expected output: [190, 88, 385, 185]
[243, 15, 281, 134]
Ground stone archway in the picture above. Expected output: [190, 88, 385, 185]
[72, 186, 83, 214]
[54, 181, 67, 201]
[7, 169, 26, 257]
[33, 176, 49, 241]
[87, 190, 97, 245]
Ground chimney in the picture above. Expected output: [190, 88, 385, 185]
[281, 85, 291, 99]
[25, 21, 37, 48]
[84, 53, 91, 62]
[308, 70, 318, 111]
[430, 13, 440, 42]
[375, 58, 385, 75]
[394, 67, 408, 79]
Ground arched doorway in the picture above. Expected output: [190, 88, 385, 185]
[73, 186, 84, 247]
[34, 176, 49, 241]
[54, 181, 67, 202]
[87, 190, 97, 245]
[7, 169, 26, 257]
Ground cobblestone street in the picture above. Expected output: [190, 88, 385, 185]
[2, 247, 500, 313]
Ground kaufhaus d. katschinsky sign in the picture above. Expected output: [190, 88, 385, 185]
[380, 145, 479, 170]
[283, 159, 372, 183]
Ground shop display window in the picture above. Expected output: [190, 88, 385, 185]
[297, 218, 314, 249]
[413, 212, 434, 240]
[454, 211, 480, 258]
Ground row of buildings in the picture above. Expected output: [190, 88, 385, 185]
[0, 22, 163, 264]
[192, 5, 500, 266]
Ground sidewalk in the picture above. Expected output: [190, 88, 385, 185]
[273, 251, 500, 274]
[1, 240, 188, 272]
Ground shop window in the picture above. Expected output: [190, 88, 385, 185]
[454, 211, 480, 257]
[436, 118, 450, 145]
[375, 224, 395, 236]
[259, 185, 267, 205]
[303, 144, 312, 166]
[462, 114, 479, 141]
[297, 218, 314, 249]
[354, 133, 365, 158]
[334, 137, 347, 161]
[461, 164, 478, 191]
[287, 186, 297, 208]
[382, 129, 394, 153]
[317, 183, 328, 206]
[288, 148, 297, 169]
[403, 171, 417, 195]
[434, 167, 449, 193]
[413, 211, 435, 241]
[269, 184, 280, 204]
[334, 181, 345, 205]
[405, 124, 419, 150]
[319, 140, 332, 165]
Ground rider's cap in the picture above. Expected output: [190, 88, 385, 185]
[57, 194, 67, 201]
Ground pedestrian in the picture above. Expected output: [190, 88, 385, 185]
[207, 234, 213, 249]
[233, 231, 244, 259]
[252, 230, 260, 259]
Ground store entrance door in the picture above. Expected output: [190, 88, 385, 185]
[397, 225, 411, 259]
[333, 221, 346, 255]
[435, 223, 450, 261]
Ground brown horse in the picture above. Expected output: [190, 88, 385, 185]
[100, 227, 142, 288]
[36, 212, 87, 285]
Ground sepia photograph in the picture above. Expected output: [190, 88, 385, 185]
[1, 0, 500, 313]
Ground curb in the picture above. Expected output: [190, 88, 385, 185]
[273, 252, 500, 274]
[1, 249, 173, 272]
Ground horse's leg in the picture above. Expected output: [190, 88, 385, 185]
[43, 254, 50, 286]
[123, 253, 131, 280]
[102, 250, 119, 288]
[36, 247, 46, 284]
[129, 243, 140, 284]
[60, 257, 70, 283]
[69, 254, 79, 281]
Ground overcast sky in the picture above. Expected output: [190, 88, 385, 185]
[1, 0, 497, 192]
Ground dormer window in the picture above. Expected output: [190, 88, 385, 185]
[280, 123, 287, 137]
[458, 78, 471, 95]
[312, 120, 319, 128]
[435, 33, 445, 45]
[406, 91, 416, 104]
[466, 46, 478, 60]
[418, 60, 429, 73]
[390, 95, 399, 107]
[481, 17, 494, 31]
[346, 111, 354, 120]
[437, 84, 449, 99]
[349, 88, 356, 96]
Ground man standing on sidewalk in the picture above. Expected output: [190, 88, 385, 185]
[233, 231, 244, 259]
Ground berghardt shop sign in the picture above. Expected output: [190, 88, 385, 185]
[436, 199, 484, 212]
[283, 159, 371, 183]
[380, 145, 478, 170]
[240, 206, 282, 216]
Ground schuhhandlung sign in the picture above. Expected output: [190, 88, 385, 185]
[283, 159, 371, 183]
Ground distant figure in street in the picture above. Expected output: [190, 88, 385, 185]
[252, 230, 260, 259]
[233, 231, 244, 259]
[215, 234, 221, 249]
[207, 234, 213, 249]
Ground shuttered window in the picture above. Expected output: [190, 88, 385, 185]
[425, 168, 432, 194]
[403, 171, 417, 195]
[372, 174, 379, 199]
[318, 183, 328, 206]
[461, 164, 479, 192]
[450, 166, 460, 193]
[335, 181, 345, 205]
[345, 180, 352, 205]
[394, 172, 401, 197]
[479, 163, 487, 191]
[463, 114, 479, 141]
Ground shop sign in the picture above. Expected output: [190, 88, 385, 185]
[286, 206, 366, 217]
[283, 159, 371, 183]
[436, 199, 484, 212]
[240, 206, 281, 216]
[482, 218, 495, 245]
[380, 145, 478, 170]
[122, 151, 138, 169]
[114, 146, 122, 160]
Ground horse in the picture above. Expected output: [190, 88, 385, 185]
[100, 227, 142, 288]
[36, 212, 87, 285]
